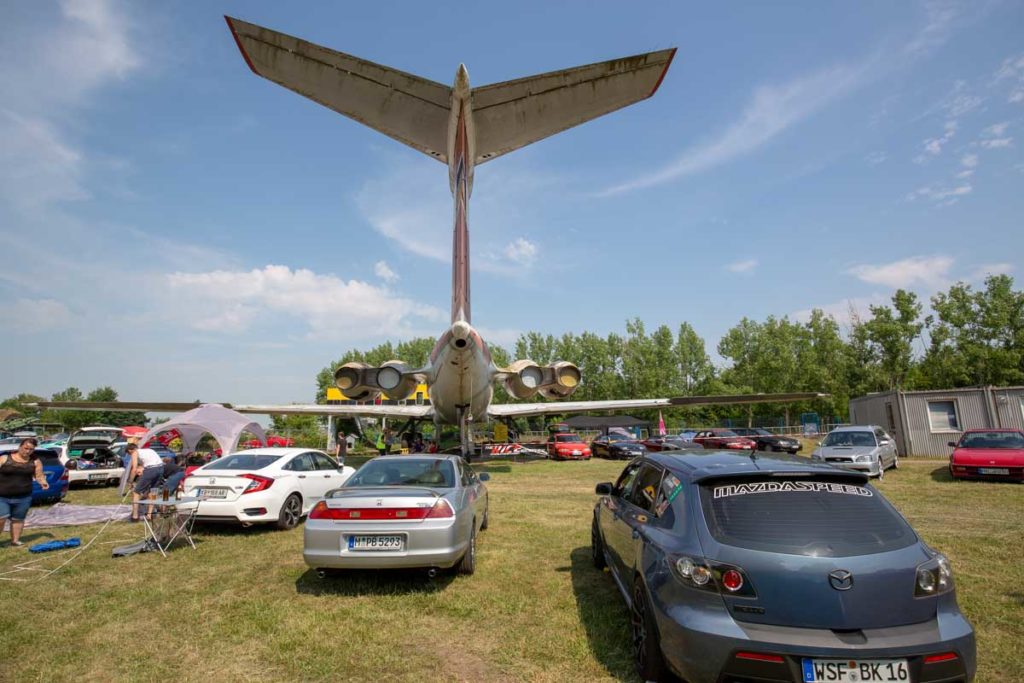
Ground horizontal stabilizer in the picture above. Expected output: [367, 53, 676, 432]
[225, 16, 451, 161]
[472, 48, 676, 163]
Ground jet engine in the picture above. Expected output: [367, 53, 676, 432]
[538, 361, 581, 399]
[501, 360, 581, 400]
[376, 360, 418, 401]
[334, 360, 419, 401]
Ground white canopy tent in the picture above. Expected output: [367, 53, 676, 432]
[141, 403, 266, 455]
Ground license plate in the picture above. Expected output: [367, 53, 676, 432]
[572, 450, 581, 456]
[196, 488, 227, 500]
[88, 473, 106, 481]
[978, 467, 1009, 475]
[348, 535, 404, 551]
[803, 659, 908, 682]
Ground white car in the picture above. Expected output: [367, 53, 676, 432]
[184, 448, 355, 529]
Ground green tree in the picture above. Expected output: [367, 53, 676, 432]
[862, 290, 924, 390]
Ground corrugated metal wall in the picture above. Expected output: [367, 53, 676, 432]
[849, 386, 1024, 456]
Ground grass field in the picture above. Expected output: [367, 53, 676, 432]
[1, 455, 1021, 682]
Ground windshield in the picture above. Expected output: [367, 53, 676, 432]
[753, 428, 773, 436]
[555, 434, 581, 442]
[959, 431, 1024, 449]
[72, 429, 122, 441]
[346, 458, 455, 488]
[700, 477, 916, 557]
[608, 433, 631, 442]
[822, 431, 876, 447]
[714, 430, 739, 437]
[202, 454, 280, 471]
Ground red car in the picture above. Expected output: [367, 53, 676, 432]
[949, 429, 1024, 481]
[691, 428, 756, 451]
[546, 433, 592, 460]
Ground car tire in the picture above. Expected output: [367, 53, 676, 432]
[892, 453, 900, 470]
[457, 524, 477, 575]
[631, 578, 670, 682]
[591, 518, 606, 570]
[275, 493, 302, 530]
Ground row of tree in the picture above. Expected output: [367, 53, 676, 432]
[316, 275, 1024, 424]
[2, 387, 146, 432]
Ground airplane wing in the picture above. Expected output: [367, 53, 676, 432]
[32, 401, 434, 420]
[487, 393, 828, 419]
[471, 48, 676, 164]
[225, 16, 452, 161]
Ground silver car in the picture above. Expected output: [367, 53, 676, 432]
[811, 425, 899, 479]
[303, 455, 490, 577]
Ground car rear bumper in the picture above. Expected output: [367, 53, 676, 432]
[950, 464, 1023, 481]
[650, 591, 976, 683]
[303, 519, 468, 570]
[186, 492, 282, 524]
[68, 468, 122, 484]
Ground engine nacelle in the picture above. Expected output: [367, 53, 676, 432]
[377, 360, 418, 401]
[502, 359, 544, 400]
[333, 362, 380, 401]
[538, 361, 581, 399]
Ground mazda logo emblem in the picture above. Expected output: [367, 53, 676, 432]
[829, 569, 854, 591]
[376, 498, 383, 507]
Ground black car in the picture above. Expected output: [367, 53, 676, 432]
[590, 433, 646, 459]
[591, 451, 975, 682]
[731, 427, 801, 454]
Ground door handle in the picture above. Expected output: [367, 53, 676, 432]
[632, 529, 641, 540]
[298, 475, 306, 479]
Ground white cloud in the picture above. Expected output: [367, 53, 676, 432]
[980, 137, 1012, 149]
[955, 169, 974, 179]
[166, 265, 444, 339]
[970, 263, 1013, 280]
[906, 184, 972, 204]
[865, 151, 887, 165]
[919, 120, 957, 158]
[374, 260, 399, 283]
[847, 255, 954, 289]
[961, 153, 978, 168]
[983, 121, 1010, 137]
[601, 62, 870, 194]
[903, 0, 963, 57]
[503, 238, 538, 267]
[992, 53, 1024, 103]
[726, 258, 758, 274]
[792, 296, 886, 328]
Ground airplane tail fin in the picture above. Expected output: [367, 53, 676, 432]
[225, 16, 452, 162]
[470, 48, 676, 164]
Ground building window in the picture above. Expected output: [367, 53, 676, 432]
[927, 400, 960, 432]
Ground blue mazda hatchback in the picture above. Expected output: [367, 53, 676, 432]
[592, 451, 975, 683]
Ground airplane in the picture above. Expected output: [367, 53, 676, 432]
[34, 17, 827, 456]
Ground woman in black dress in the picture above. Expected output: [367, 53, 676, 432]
[0, 438, 50, 546]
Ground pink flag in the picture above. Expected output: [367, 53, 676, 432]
[658, 411, 667, 436]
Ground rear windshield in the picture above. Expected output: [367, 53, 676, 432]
[202, 454, 280, 471]
[960, 431, 1024, 449]
[555, 434, 581, 442]
[822, 431, 876, 447]
[346, 459, 455, 488]
[699, 478, 916, 557]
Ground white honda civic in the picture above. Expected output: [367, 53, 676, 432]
[184, 448, 356, 529]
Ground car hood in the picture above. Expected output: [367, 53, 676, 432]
[815, 445, 878, 457]
[952, 448, 1024, 466]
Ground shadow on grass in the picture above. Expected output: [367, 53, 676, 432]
[295, 566, 455, 596]
[929, 465, 953, 483]
[569, 546, 637, 682]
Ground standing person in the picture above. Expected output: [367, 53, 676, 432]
[0, 438, 49, 547]
[375, 430, 387, 456]
[334, 431, 348, 465]
[384, 428, 394, 455]
[126, 443, 164, 522]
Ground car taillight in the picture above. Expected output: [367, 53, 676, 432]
[924, 652, 958, 664]
[671, 555, 756, 597]
[915, 553, 954, 597]
[426, 499, 455, 518]
[240, 474, 273, 494]
[735, 652, 784, 663]
[60, 471, 69, 481]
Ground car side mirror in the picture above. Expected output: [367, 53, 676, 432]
[947, 441, 957, 448]
[595, 482, 612, 495]
[479, 472, 491, 482]
[879, 439, 890, 446]
[817, 441, 822, 446]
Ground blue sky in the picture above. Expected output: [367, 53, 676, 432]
[2, 0, 1022, 405]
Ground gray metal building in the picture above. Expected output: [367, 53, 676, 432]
[848, 386, 1024, 457]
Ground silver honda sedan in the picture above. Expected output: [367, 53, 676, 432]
[303, 455, 489, 577]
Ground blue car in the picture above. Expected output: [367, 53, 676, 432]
[591, 451, 975, 683]
[0, 446, 69, 504]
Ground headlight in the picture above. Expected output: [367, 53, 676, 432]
[811, 451, 821, 459]
[856, 454, 873, 462]
[915, 554, 954, 597]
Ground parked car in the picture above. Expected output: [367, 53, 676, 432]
[303, 455, 489, 575]
[948, 429, 1024, 481]
[63, 427, 126, 486]
[691, 429, 756, 451]
[591, 433, 647, 459]
[640, 436, 700, 451]
[0, 445, 69, 504]
[546, 433, 592, 460]
[729, 427, 802, 454]
[811, 425, 899, 479]
[591, 451, 976, 683]
[183, 448, 355, 529]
